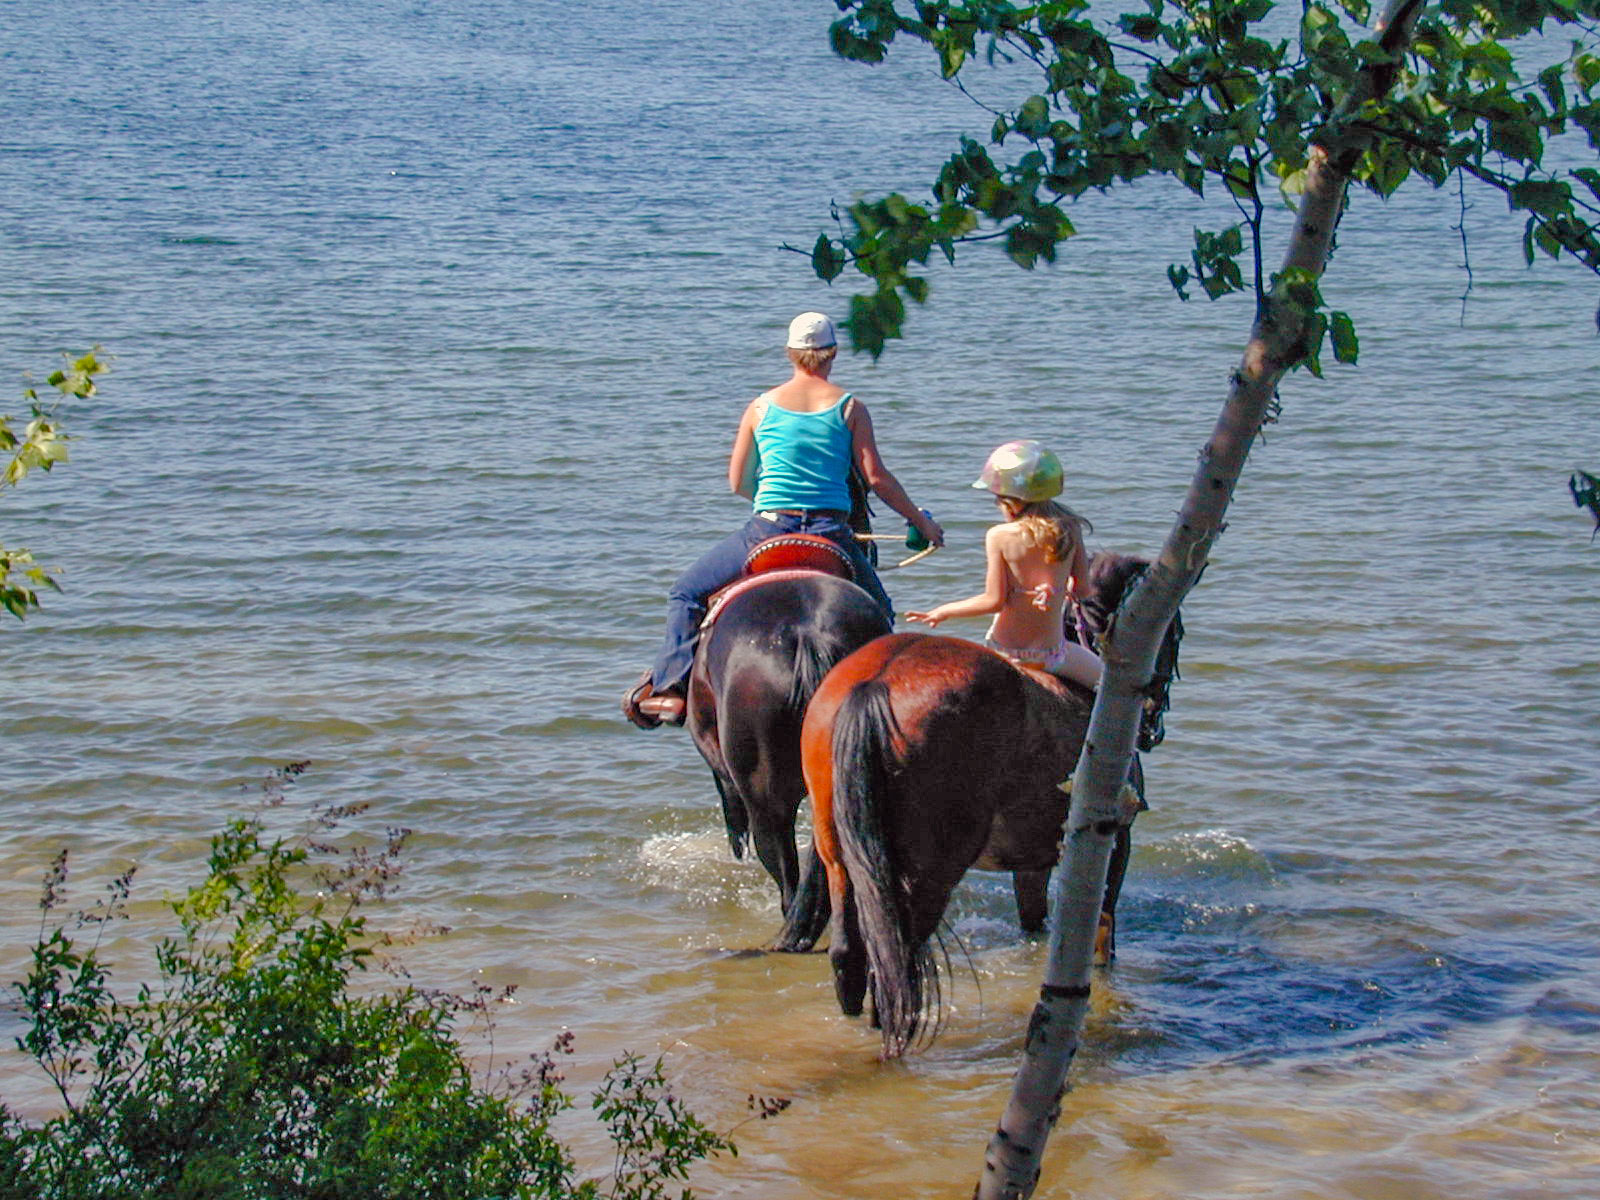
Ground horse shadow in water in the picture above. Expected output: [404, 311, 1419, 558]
[684, 537, 892, 950]
[797, 553, 1185, 1056]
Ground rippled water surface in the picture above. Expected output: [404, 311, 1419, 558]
[4, 2, 1599, 1196]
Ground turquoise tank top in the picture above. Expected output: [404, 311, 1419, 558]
[751, 393, 854, 512]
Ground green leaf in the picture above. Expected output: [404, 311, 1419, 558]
[1509, 179, 1572, 220]
[1539, 64, 1568, 117]
[1015, 94, 1051, 138]
[1571, 469, 1600, 535]
[1574, 53, 1599, 95]
[938, 34, 966, 78]
[1117, 14, 1162, 41]
[1363, 142, 1411, 197]
[1302, 5, 1337, 35]
[1005, 224, 1046, 269]
[829, 20, 889, 64]
[1573, 167, 1600, 203]
[1223, 170, 1255, 200]
[811, 234, 845, 282]
[1329, 311, 1359, 364]
[1487, 114, 1543, 164]
[1301, 311, 1328, 377]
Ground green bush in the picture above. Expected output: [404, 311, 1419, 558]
[2, 766, 745, 1200]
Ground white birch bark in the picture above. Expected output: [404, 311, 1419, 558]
[974, 3, 1426, 1195]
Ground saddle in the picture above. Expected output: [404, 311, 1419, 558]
[702, 535, 855, 631]
[742, 534, 854, 580]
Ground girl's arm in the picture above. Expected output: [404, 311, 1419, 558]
[906, 526, 1009, 627]
[727, 399, 762, 497]
[847, 402, 944, 547]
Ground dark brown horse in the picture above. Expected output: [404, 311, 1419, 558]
[685, 536, 893, 950]
[799, 553, 1182, 1056]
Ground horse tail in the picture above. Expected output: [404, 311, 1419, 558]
[788, 631, 836, 715]
[829, 678, 935, 1058]
[709, 769, 750, 861]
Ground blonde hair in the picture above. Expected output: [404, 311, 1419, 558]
[786, 345, 838, 373]
[1006, 498, 1092, 565]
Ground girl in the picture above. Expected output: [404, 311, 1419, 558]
[906, 439, 1101, 690]
[623, 312, 944, 728]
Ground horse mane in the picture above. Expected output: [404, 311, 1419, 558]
[1075, 552, 1185, 752]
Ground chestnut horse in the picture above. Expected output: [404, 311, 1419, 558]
[799, 553, 1181, 1055]
[685, 537, 892, 950]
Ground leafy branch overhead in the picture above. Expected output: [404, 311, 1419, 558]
[809, 0, 1600, 358]
[1, 348, 106, 619]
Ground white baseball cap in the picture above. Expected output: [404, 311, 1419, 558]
[786, 311, 837, 349]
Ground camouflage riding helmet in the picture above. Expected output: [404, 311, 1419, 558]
[971, 439, 1063, 503]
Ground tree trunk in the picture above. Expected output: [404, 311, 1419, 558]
[974, 3, 1424, 1196]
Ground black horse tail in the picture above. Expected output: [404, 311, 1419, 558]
[830, 678, 935, 1058]
[788, 629, 837, 715]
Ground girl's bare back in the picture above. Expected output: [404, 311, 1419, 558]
[985, 522, 1075, 652]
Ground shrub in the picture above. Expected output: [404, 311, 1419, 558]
[1, 766, 739, 1200]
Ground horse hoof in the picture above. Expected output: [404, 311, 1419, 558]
[1093, 912, 1116, 967]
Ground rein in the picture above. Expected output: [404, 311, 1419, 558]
[855, 533, 939, 570]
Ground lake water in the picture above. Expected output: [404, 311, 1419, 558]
[3, 2, 1598, 1196]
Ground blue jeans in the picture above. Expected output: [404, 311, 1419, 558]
[649, 511, 893, 693]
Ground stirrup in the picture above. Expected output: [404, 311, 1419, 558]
[640, 692, 686, 726]
[621, 672, 664, 729]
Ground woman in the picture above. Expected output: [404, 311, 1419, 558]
[623, 312, 944, 728]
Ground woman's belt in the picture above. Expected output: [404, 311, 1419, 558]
[755, 508, 850, 521]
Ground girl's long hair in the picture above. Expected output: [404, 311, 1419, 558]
[1008, 498, 1092, 565]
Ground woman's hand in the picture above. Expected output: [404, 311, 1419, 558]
[913, 511, 946, 548]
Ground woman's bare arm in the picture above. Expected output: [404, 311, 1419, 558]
[848, 402, 943, 546]
[727, 399, 762, 497]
